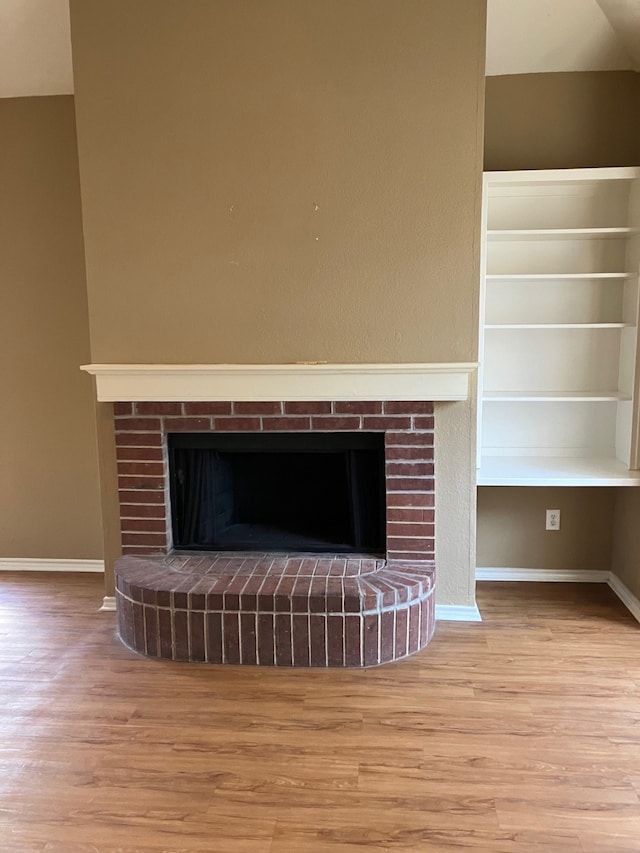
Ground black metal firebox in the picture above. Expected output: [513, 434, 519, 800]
[168, 432, 385, 553]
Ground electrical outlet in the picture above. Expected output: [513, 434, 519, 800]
[546, 509, 561, 531]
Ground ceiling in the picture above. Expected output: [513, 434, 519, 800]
[0, 0, 639, 99]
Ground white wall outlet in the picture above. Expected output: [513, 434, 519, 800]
[545, 509, 561, 531]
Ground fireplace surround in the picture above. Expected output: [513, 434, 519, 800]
[82, 360, 477, 666]
[112, 399, 436, 666]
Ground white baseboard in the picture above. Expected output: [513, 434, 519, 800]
[100, 596, 116, 612]
[477, 567, 609, 583]
[476, 567, 640, 625]
[436, 603, 482, 622]
[0, 558, 105, 573]
[607, 574, 640, 623]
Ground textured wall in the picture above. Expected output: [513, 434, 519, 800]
[485, 71, 640, 171]
[477, 488, 616, 571]
[70, 0, 485, 366]
[612, 489, 640, 598]
[0, 96, 102, 560]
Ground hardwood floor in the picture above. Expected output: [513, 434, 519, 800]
[1, 573, 639, 852]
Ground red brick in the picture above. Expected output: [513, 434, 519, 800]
[212, 417, 261, 431]
[311, 416, 361, 431]
[121, 545, 164, 555]
[387, 508, 435, 523]
[387, 492, 434, 508]
[135, 402, 183, 416]
[263, 417, 310, 431]
[117, 461, 165, 476]
[120, 503, 166, 519]
[387, 537, 434, 551]
[121, 532, 168, 546]
[118, 489, 166, 504]
[184, 402, 232, 415]
[334, 402, 382, 415]
[384, 401, 434, 415]
[363, 416, 412, 430]
[363, 614, 380, 666]
[118, 476, 165, 491]
[240, 613, 257, 665]
[284, 401, 332, 415]
[113, 402, 133, 416]
[388, 549, 434, 561]
[116, 447, 164, 462]
[387, 522, 435, 538]
[121, 518, 167, 533]
[233, 402, 282, 415]
[385, 447, 434, 461]
[115, 432, 162, 447]
[114, 418, 161, 431]
[413, 419, 436, 434]
[163, 417, 211, 431]
[385, 431, 434, 446]
[395, 607, 408, 658]
[223, 613, 241, 664]
[386, 462, 434, 476]
[388, 476, 433, 491]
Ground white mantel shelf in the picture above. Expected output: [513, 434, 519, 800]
[81, 363, 477, 403]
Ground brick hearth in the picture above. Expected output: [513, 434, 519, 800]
[112, 400, 436, 666]
[116, 553, 434, 667]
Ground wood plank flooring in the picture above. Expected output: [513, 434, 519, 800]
[1, 573, 639, 852]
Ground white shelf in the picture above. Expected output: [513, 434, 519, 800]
[478, 455, 640, 487]
[478, 167, 640, 484]
[483, 391, 631, 402]
[487, 227, 638, 241]
[485, 323, 631, 330]
[486, 273, 636, 281]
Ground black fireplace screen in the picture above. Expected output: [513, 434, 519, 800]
[168, 432, 385, 553]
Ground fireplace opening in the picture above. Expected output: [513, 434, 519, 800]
[168, 432, 386, 553]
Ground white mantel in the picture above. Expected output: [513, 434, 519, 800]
[81, 363, 476, 402]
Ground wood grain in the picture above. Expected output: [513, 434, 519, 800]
[1, 574, 639, 851]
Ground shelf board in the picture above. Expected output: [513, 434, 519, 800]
[483, 391, 631, 402]
[485, 322, 631, 330]
[477, 455, 640, 487]
[486, 273, 637, 281]
[487, 227, 639, 241]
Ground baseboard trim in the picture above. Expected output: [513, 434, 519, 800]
[476, 567, 640, 625]
[607, 574, 640, 623]
[476, 567, 610, 583]
[100, 596, 117, 612]
[0, 558, 105, 573]
[436, 603, 482, 622]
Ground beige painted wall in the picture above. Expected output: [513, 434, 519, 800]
[69, 0, 486, 605]
[70, 0, 485, 366]
[477, 488, 616, 571]
[0, 96, 102, 560]
[485, 71, 640, 171]
[480, 70, 640, 575]
[612, 489, 640, 598]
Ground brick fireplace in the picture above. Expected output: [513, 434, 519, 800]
[114, 400, 435, 560]
[112, 399, 436, 666]
[82, 359, 476, 665]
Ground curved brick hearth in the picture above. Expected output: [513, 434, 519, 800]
[115, 554, 435, 667]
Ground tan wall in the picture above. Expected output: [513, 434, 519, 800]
[70, 0, 485, 366]
[612, 490, 640, 598]
[477, 488, 616, 571]
[480, 70, 640, 574]
[0, 96, 102, 560]
[485, 71, 640, 172]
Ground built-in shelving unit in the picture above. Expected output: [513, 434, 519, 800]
[477, 167, 640, 487]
